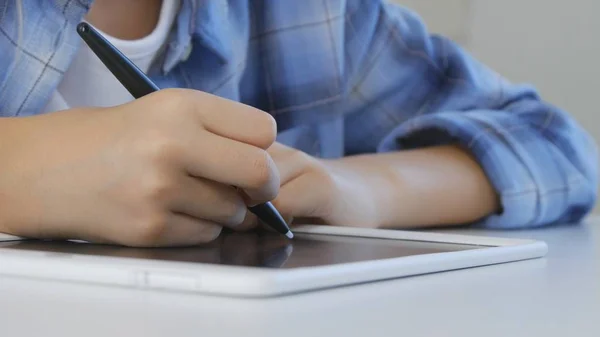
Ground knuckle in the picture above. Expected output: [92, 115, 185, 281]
[145, 89, 189, 121]
[129, 213, 169, 247]
[147, 89, 199, 126]
[140, 171, 175, 204]
[141, 135, 182, 163]
[154, 88, 190, 109]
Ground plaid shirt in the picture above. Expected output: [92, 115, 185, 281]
[0, 0, 597, 229]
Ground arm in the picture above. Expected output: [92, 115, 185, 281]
[328, 144, 499, 228]
[339, 1, 597, 229]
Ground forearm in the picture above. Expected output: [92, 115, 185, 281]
[331, 145, 500, 228]
[0, 117, 27, 233]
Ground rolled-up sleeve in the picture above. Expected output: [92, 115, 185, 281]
[342, 1, 597, 228]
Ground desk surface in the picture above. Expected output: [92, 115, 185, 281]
[1, 216, 599, 337]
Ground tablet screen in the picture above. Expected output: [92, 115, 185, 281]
[0, 230, 485, 269]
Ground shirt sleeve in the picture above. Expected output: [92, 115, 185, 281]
[341, 1, 598, 228]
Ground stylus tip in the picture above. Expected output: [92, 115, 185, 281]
[285, 231, 294, 239]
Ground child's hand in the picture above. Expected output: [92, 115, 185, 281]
[0, 89, 280, 247]
[238, 142, 500, 231]
[239, 142, 380, 229]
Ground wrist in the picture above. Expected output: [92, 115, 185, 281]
[324, 156, 401, 228]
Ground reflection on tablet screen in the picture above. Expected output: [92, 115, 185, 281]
[0, 230, 484, 269]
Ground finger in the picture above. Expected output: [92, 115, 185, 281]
[272, 175, 329, 219]
[266, 142, 294, 156]
[184, 132, 280, 203]
[193, 91, 277, 150]
[268, 146, 307, 185]
[126, 213, 222, 247]
[170, 176, 247, 228]
[236, 211, 260, 232]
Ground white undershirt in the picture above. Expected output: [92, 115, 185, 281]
[42, 0, 180, 113]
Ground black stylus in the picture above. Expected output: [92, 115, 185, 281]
[76, 22, 294, 239]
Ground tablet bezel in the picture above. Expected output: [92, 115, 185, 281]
[0, 226, 548, 297]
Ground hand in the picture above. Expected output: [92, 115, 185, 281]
[240, 142, 380, 229]
[239, 143, 499, 231]
[0, 89, 280, 247]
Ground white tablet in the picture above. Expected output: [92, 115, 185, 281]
[0, 226, 547, 297]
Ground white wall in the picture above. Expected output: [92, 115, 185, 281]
[468, 0, 600, 136]
[396, 0, 600, 212]
[395, 0, 471, 44]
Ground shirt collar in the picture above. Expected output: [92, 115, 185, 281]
[54, 0, 233, 75]
[53, 0, 93, 22]
[163, 0, 233, 74]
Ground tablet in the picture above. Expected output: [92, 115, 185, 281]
[0, 226, 547, 297]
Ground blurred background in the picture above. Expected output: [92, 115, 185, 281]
[395, 0, 600, 213]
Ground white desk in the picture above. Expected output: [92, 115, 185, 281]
[1, 216, 599, 337]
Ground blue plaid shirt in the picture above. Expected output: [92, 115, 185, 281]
[0, 0, 597, 229]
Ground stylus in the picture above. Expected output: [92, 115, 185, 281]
[76, 22, 294, 240]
